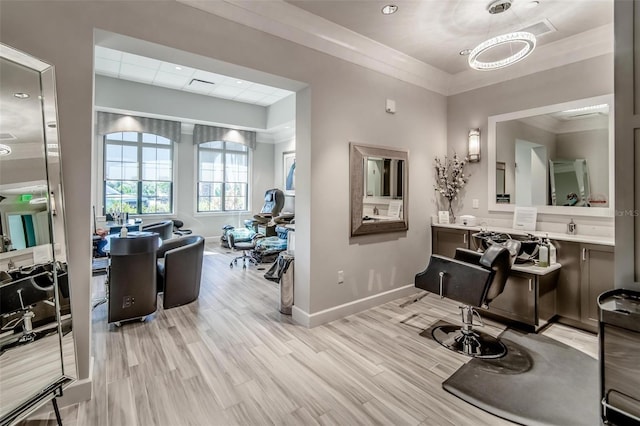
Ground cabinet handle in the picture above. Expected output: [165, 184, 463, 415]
[463, 233, 467, 244]
[528, 279, 533, 292]
[582, 248, 587, 261]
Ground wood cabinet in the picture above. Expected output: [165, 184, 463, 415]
[580, 244, 615, 329]
[431, 227, 469, 258]
[482, 269, 559, 331]
[430, 226, 615, 333]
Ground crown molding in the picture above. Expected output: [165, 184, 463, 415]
[177, 0, 451, 95]
[448, 24, 614, 95]
[178, 0, 613, 97]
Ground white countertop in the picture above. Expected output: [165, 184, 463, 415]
[512, 262, 562, 276]
[432, 222, 614, 246]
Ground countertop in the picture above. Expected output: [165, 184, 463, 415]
[432, 222, 614, 246]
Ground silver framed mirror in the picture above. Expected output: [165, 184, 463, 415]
[0, 43, 75, 424]
[487, 94, 614, 217]
[350, 143, 408, 236]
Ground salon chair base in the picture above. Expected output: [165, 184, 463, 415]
[431, 325, 507, 359]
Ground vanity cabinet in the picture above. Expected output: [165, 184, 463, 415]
[432, 227, 470, 258]
[481, 268, 559, 331]
[580, 244, 614, 329]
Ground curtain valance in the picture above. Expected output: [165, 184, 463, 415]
[193, 124, 256, 150]
[97, 112, 182, 143]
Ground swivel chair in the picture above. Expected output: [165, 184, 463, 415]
[228, 232, 261, 269]
[156, 235, 204, 309]
[414, 240, 520, 359]
[172, 219, 192, 236]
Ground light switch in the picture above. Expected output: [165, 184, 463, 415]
[473, 199, 479, 209]
[385, 99, 396, 114]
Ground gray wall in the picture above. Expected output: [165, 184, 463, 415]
[0, 0, 445, 390]
[447, 53, 613, 225]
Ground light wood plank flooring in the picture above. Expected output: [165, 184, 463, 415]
[21, 243, 597, 425]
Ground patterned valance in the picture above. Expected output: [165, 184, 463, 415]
[97, 112, 182, 143]
[193, 124, 256, 150]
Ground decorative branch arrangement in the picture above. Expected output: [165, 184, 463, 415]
[434, 153, 468, 223]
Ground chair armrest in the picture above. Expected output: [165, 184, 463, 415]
[454, 248, 483, 266]
[156, 238, 185, 258]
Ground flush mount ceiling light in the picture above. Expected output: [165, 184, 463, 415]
[381, 4, 398, 15]
[468, 31, 536, 70]
[13, 92, 29, 99]
[0, 144, 11, 156]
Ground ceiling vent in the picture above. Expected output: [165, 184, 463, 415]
[188, 78, 216, 91]
[519, 19, 557, 37]
[0, 133, 17, 141]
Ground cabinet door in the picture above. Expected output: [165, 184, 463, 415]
[580, 244, 615, 327]
[554, 240, 581, 321]
[487, 273, 536, 326]
[432, 228, 469, 258]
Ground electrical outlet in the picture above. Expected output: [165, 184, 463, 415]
[472, 199, 479, 209]
[337, 270, 344, 284]
[122, 296, 132, 308]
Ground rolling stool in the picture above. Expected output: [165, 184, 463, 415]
[228, 233, 257, 269]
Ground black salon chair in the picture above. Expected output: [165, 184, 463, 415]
[156, 235, 205, 309]
[415, 240, 520, 359]
[228, 232, 262, 269]
[172, 219, 192, 236]
[142, 220, 173, 240]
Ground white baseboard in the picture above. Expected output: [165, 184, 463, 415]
[292, 284, 417, 328]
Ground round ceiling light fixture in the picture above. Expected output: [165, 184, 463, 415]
[381, 4, 398, 15]
[468, 31, 536, 71]
[0, 144, 12, 156]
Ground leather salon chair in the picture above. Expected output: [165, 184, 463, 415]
[245, 188, 289, 236]
[414, 240, 520, 359]
[142, 220, 174, 241]
[156, 235, 205, 309]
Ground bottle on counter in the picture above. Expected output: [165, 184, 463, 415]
[548, 237, 557, 265]
[120, 224, 128, 237]
[538, 237, 549, 267]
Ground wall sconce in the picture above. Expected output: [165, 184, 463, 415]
[468, 128, 481, 162]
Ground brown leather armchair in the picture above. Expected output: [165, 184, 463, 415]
[414, 241, 520, 359]
[156, 235, 205, 309]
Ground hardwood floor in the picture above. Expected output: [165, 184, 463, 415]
[22, 243, 597, 425]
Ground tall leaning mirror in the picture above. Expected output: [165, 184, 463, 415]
[487, 94, 614, 217]
[0, 43, 75, 424]
[350, 143, 409, 236]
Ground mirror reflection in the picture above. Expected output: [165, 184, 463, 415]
[350, 143, 408, 236]
[489, 96, 612, 215]
[0, 43, 74, 423]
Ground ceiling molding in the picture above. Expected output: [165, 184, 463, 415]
[448, 24, 614, 96]
[177, 0, 613, 97]
[177, 0, 451, 95]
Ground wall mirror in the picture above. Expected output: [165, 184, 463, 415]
[0, 43, 75, 424]
[488, 94, 614, 217]
[350, 143, 408, 236]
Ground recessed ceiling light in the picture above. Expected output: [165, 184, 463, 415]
[524, 1, 540, 8]
[459, 49, 472, 56]
[0, 144, 12, 156]
[381, 4, 398, 15]
[175, 66, 182, 70]
[13, 92, 29, 99]
[236, 80, 244, 84]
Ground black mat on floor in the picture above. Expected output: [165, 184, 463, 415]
[439, 325, 599, 426]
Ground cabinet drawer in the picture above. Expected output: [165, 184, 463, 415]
[486, 273, 536, 326]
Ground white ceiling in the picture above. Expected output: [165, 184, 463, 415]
[94, 46, 294, 107]
[286, 0, 613, 75]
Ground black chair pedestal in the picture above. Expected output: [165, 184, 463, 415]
[432, 305, 507, 359]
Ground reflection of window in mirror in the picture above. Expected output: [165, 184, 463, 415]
[496, 162, 506, 195]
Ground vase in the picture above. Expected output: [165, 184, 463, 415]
[447, 199, 455, 223]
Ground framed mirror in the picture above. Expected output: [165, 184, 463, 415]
[350, 143, 408, 236]
[488, 94, 614, 217]
[0, 43, 75, 424]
